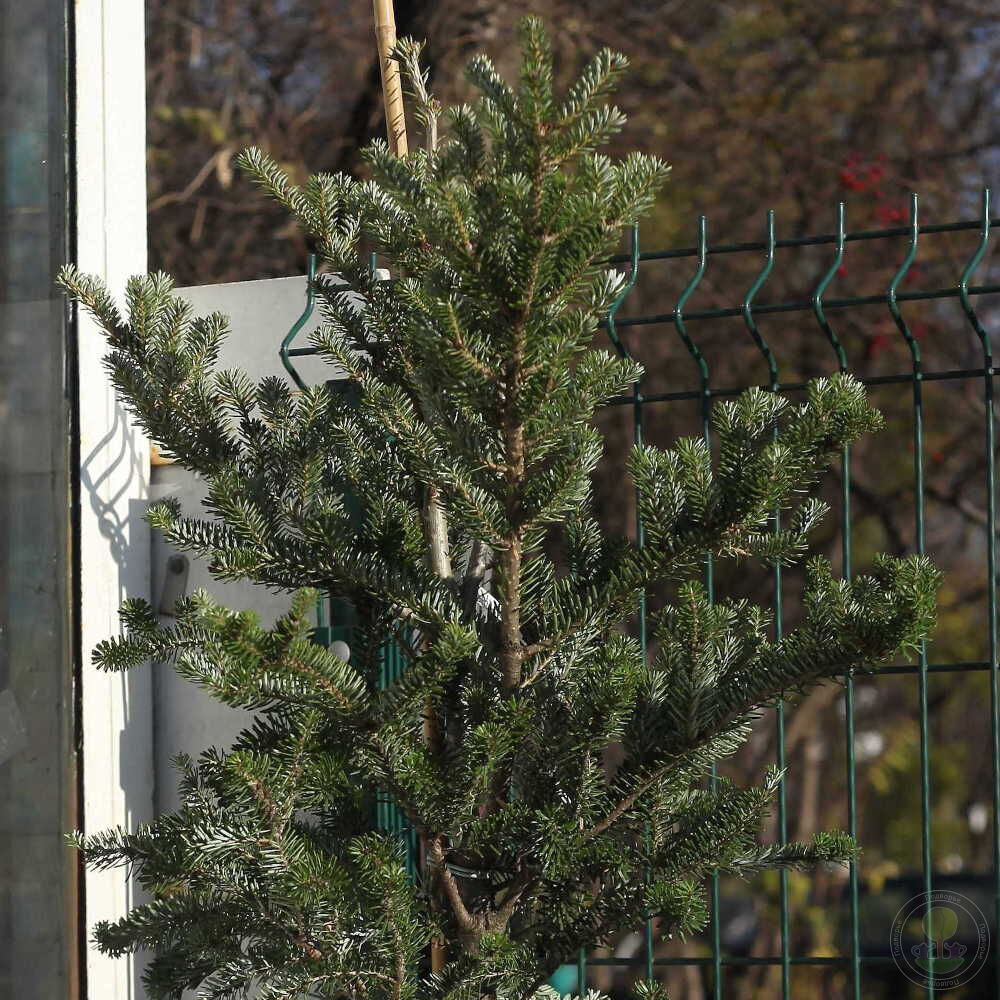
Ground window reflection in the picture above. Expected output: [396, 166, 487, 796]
[0, 0, 76, 995]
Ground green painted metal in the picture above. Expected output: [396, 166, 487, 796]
[587, 194, 1000, 996]
[741, 210, 779, 385]
[741, 211, 792, 997]
[605, 224, 641, 361]
[674, 216, 723, 999]
[282, 192, 1000, 997]
[814, 202, 860, 1000]
[812, 202, 861, 1000]
[287, 255, 417, 876]
[957, 188, 998, 994]
[280, 252, 316, 391]
[606, 225, 659, 991]
[379, 635, 420, 879]
[565, 214, 645, 987]
[813, 202, 849, 372]
[887, 195, 935, 998]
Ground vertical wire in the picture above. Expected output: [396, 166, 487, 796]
[956, 189, 998, 985]
[633, 287, 655, 990]
[296, 255, 325, 662]
[741, 211, 788, 998]
[813, 203, 861, 999]
[368, 249, 411, 871]
[673, 217, 720, 997]
[280, 253, 316, 391]
[843, 502, 859, 999]
[887, 193, 934, 999]
[315, 588, 327, 643]
[606, 226, 646, 991]
[842, 450, 859, 1000]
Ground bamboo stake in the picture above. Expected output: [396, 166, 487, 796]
[372, 1, 447, 969]
[372, 0, 409, 157]
[375, 7, 450, 972]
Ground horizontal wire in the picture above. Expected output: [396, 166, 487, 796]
[603, 216, 1000, 264]
[584, 955, 899, 968]
[287, 285, 1000, 358]
[605, 366, 1000, 406]
[862, 660, 993, 676]
[287, 284, 1000, 359]
[604, 283, 1000, 329]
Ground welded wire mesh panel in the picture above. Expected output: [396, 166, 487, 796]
[580, 191, 1000, 999]
[312, 591, 420, 878]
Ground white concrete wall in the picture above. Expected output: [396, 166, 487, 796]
[75, 2, 153, 997]
[174, 275, 334, 387]
[152, 276, 333, 814]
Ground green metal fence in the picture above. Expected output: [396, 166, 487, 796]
[291, 188, 1000, 998]
[587, 189, 1000, 999]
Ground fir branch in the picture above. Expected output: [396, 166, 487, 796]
[59, 19, 939, 998]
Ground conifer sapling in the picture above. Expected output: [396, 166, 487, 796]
[59, 18, 939, 1000]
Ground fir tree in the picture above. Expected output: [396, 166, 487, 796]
[59, 19, 939, 1000]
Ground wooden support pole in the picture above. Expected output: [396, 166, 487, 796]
[373, 0, 442, 966]
[372, 0, 409, 157]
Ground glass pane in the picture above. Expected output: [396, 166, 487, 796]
[0, 0, 76, 996]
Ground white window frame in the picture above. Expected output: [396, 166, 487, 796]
[74, 2, 153, 997]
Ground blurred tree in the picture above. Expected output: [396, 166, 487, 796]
[146, 1, 1000, 284]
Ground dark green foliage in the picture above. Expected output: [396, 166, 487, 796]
[59, 18, 939, 1000]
